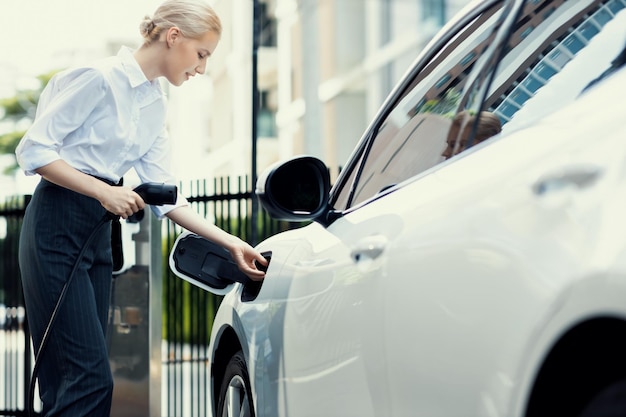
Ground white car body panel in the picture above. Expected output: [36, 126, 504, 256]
[208, 65, 626, 417]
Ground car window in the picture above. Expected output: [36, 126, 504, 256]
[332, 0, 506, 210]
[333, 0, 626, 211]
[449, 0, 626, 155]
[483, 0, 626, 133]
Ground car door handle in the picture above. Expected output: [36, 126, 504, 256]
[532, 165, 603, 196]
[351, 235, 388, 262]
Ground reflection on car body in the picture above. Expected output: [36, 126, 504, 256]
[170, 0, 626, 416]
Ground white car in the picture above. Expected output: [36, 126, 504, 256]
[170, 0, 626, 415]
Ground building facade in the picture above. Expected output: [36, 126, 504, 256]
[199, 0, 468, 183]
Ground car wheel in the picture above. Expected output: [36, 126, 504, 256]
[217, 350, 255, 417]
[578, 378, 626, 417]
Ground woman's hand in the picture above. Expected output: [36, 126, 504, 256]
[99, 187, 145, 219]
[229, 238, 268, 281]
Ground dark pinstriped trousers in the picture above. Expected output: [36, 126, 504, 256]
[19, 179, 114, 417]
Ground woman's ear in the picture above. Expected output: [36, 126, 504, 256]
[166, 27, 181, 47]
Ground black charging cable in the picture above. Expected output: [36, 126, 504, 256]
[27, 183, 177, 417]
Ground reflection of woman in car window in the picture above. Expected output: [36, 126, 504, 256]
[442, 110, 501, 159]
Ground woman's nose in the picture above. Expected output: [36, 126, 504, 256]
[196, 62, 206, 75]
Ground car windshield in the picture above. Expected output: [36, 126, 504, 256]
[332, 0, 626, 211]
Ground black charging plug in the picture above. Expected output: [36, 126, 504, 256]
[133, 183, 177, 205]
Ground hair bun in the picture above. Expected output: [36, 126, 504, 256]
[140, 16, 156, 37]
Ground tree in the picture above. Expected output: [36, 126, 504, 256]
[0, 70, 57, 174]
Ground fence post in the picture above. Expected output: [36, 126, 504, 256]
[108, 211, 161, 417]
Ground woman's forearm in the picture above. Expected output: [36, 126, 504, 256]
[35, 160, 144, 219]
[35, 160, 110, 202]
[165, 205, 237, 249]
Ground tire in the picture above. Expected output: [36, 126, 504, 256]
[216, 350, 255, 417]
[579, 378, 626, 417]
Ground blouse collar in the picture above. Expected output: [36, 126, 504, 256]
[118, 46, 154, 89]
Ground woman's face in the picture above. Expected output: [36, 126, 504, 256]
[163, 28, 220, 86]
[442, 123, 468, 159]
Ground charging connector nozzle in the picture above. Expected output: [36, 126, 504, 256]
[133, 183, 177, 205]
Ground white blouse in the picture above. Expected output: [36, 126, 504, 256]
[15, 46, 188, 218]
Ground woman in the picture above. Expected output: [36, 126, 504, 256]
[442, 110, 502, 159]
[15, 1, 267, 415]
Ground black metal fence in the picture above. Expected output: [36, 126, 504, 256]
[0, 195, 31, 417]
[0, 175, 298, 417]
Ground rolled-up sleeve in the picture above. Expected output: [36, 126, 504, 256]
[15, 69, 106, 175]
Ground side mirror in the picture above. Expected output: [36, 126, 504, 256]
[256, 155, 330, 222]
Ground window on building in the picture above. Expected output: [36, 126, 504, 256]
[257, 90, 277, 138]
[259, 1, 277, 47]
[422, 0, 446, 26]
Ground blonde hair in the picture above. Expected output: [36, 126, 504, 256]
[139, 0, 222, 45]
[452, 110, 502, 144]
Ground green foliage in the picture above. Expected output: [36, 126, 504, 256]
[0, 91, 38, 118]
[0, 130, 26, 174]
[36, 70, 57, 86]
[0, 130, 25, 154]
[417, 87, 462, 117]
[0, 69, 58, 174]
